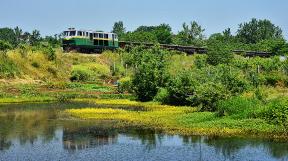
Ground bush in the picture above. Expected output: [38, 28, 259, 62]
[117, 77, 132, 93]
[70, 69, 91, 82]
[0, 40, 12, 51]
[166, 70, 197, 106]
[194, 54, 207, 69]
[153, 88, 169, 103]
[131, 46, 170, 101]
[217, 96, 262, 119]
[262, 98, 288, 127]
[0, 56, 19, 78]
[192, 82, 228, 111]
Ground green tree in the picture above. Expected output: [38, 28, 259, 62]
[0, 28, 17, 47]
[131, 46, 169, 101]
[112, 21, 126, 40]
[174, 21, 205, 46]
[237, 18, 283, 44]
[206, 39, 233, 66]
[30, 30, 41, 45]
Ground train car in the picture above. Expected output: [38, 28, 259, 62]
[62, 28, 119, 53]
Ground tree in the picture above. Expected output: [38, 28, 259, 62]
[123, 24, 173, 44]
[207, 39, 233, 66]
[237, 18, 283, 44]
[0, 28, 17, 47]
[153, 24, 173, 44]
[30, 30, 41, 45]
[14, 26, 23, 45]
[174, 21, 205, 46]
[112, 21, 126, 40]
[131, 46, 169, 101]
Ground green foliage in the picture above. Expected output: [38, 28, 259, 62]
[122, 24, 172, 44]
[192, 82, 228, 111]
[131, 46, 170, 101]
[70, 63, 111, 82]
[194, 54, 207, 69]
[0, 40, 12, 51]
[0, 28, 17, 47]
[0, 55, 19, 78]
[112, 21, 126, 40]
[56, 93, 76, 102]
[166, 70, 197, 106]
[19, 85, 39, 96]
[153, 88, 169, 103]
[70, 68, 91, 82]
[174, 21, 205, 46]
[217, 96, 262, 119]
[262, 98, 288, 127]
[117, 77, 132, 93]
[237, 18, 283, 44]
[207, 40, 233, 66]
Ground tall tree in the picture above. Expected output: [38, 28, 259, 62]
[237, 18, 283, 44]
[112, 21, 126, 39]
[174, 21, 205, 46]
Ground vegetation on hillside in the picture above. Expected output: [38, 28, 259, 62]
[0, 18, 288, 138]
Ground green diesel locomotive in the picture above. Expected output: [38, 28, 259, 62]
[62, 28, 119, 52]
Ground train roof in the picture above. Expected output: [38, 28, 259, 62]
[65, 28, 116, 34]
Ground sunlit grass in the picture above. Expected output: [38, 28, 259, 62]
[65, 98, 287, 139]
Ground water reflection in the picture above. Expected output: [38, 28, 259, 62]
[63, 126, 118, 151]
[0, 102, 287, 161]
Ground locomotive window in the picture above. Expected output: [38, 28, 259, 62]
[93, 33, 96, 37]
[78, 31, 82, 36]
[70, 31, 76, 36]
[96, 34, 99, 38]
[99, 33, 103, 38]
[104, 34, 108, 39]
[64, 31, 69, 36]
[86, 32, 88, 37]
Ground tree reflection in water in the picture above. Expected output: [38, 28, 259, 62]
[62, 126, 118, 151]
[0, 102, 287, 161]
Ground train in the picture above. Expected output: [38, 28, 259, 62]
[62, 28, 274, 57]
[62, 28, 119, 53]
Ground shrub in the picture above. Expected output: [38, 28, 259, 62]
[262, 98, 288, 127]
[131, 46, 170, 101]
[166, 70, 197, 106]
[217, 96, 262, 119]
[192, 82, 228, 111]
[0, 40, 12, 51]
[0, 56, 19, 78]
[218, 65, 249, 94]
[117, 76, 132, 93]
[194, 54, 207, 69]
[70, 69, 91, 82]
[153, 88, 169, 103]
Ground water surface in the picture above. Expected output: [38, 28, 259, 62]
[0, 102, 287, 161]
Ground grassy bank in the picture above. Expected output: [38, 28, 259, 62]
[64, 99, 287, 140]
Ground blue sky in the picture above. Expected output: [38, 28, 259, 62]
[1, 0, 287, 39]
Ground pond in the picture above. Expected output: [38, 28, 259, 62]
[0, 102, 287, 161]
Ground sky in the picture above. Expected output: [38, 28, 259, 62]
[0, 0, 287, 39]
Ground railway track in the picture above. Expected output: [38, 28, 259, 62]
[119, 41, 275, 58]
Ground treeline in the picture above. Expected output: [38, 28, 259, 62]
[112, 18, 288, 55]
[0, 27, 61, 50]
